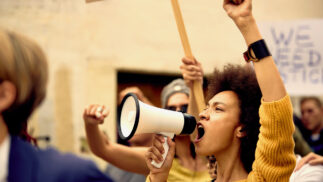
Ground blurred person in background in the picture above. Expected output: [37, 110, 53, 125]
[108, 87, 154, 182]
[300, 97, 323, 155]
[0, 29, 113, 182]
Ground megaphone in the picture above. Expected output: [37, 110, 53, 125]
[118, 93, 196, 168]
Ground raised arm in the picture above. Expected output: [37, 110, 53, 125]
[223, 0, 286, 102]
[84, 104, 149, 175]
[223, 0, 296, 181]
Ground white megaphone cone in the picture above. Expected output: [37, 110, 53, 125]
[118, 93, 196, 168]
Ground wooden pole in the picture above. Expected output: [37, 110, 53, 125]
[170, 0, 206, 113]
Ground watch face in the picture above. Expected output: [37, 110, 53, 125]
[244, 46, 258, 63]
[243, 51, 251, 62]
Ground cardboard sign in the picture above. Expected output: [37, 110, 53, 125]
[260, 19, 323, 96]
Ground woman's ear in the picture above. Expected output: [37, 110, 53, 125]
[0, 81, 16, 113]
[236, 125, 246, 138]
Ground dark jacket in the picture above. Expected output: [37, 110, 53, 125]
[8, 136, 114, 182]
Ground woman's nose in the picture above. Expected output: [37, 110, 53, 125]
[199, 109, 209, 121]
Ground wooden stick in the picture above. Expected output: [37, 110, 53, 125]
[170, 0, 193, 58]
[170, 0, 206, 113]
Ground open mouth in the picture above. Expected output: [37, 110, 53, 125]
[196, 123, 205, 141]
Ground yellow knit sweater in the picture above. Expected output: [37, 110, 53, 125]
[148, 95, 296, 182]
[236, 95, 296, 182]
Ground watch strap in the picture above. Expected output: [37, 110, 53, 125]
[244, 39, 271, 62]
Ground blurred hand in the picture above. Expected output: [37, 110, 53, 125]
[83, 104, 110, 126]
[295, 152, 323, 171]
[180, 57, 203, 88]
[223, 0, 252, 28]
[145, 135, 176, 181]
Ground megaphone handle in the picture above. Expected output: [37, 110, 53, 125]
[151, 132, 174, 168]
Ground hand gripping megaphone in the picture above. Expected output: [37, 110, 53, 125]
[118, 93, 196, 168]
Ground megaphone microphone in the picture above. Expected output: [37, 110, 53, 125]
[118, 93, 196, 168]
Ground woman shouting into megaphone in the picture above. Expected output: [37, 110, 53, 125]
[145, 0, 296, 181]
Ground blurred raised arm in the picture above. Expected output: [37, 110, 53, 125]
[84, 104, 149, 175]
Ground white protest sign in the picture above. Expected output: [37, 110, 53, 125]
[259, 19, 323, 96]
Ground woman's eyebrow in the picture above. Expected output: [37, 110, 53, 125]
[211, 102, 226, 108]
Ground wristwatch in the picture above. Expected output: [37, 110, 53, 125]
[243, 39, 271, 62]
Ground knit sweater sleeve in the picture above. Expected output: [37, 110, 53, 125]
[247, 95, 296, 182]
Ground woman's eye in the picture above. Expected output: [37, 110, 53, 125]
[215, 107, 223, 111]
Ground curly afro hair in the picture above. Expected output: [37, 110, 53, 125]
[207, 64, 262, 173]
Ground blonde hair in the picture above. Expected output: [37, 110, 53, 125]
[0, 29, 48, 136]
